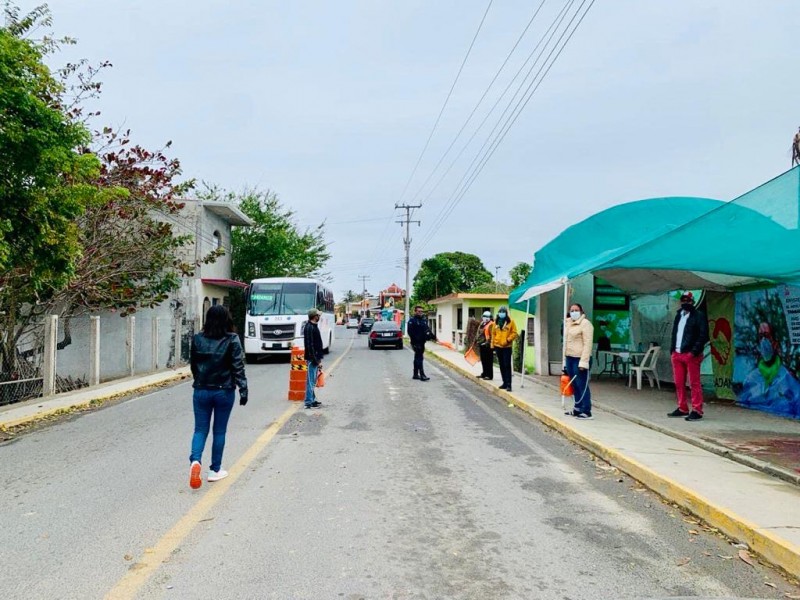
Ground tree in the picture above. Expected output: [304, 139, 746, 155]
[509, 262, 532, 287]
[412, 252, 492, 303]
[200, 187, 330, 284]
[0, 6, 99, 373]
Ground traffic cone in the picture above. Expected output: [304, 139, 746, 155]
[288, 346, 306, 401]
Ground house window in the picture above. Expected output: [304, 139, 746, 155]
[456, 308, 463, 330]
[202, 297, 211, 323]
[212, 230, 222, 250]
[527, 317, 535, 347]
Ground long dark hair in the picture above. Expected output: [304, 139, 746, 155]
[203, 305, 236, 339]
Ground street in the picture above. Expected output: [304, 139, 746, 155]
[2, 326, 798, 599]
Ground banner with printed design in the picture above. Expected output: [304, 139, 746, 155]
[705, 292, 735, 399]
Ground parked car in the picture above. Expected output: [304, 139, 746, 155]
[358, 317, 375, 334]
[368, 321, 403, 349]
[346, 317, 359, 329]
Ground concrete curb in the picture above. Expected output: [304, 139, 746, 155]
[426, 350, 800, 579]
[0, 367, 191, 430]
[528, 376, 800, 488]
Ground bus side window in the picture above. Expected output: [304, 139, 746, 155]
[317, 290, 325, 311]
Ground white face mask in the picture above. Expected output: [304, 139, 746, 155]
[570, 311, 581, 320]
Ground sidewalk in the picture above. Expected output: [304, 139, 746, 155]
[425, 342, 800, 579]
[0, 367, 190, 430]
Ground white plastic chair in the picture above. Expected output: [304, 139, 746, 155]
[628, 345, 661, 390]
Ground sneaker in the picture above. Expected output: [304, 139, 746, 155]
[565, 409, 581, 417]
[208, 469, 229, 482]
[305, 400, 322, 408]
[189, 461, 202, 489]
[575, 413, 593, 420]
[685, 411, 703, 421]
[667, 409, 690, 418]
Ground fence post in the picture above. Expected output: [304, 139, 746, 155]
[151, 318, 159, 371]
[42, 314, 58, 396]
[173, 316, 182, 368]
[127, 315, 136, 376]
[89, 316, 100, 386]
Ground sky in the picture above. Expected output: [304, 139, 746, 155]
[24, 1, 800, 300]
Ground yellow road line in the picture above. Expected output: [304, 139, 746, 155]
[105, 337, 353, 600]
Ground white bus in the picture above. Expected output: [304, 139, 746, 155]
[243, 277, 335, 362]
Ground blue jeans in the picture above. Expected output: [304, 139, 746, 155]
[305, 361, 318, 406]
[190, 388, 235, 472]
[565, 356, 592, 415]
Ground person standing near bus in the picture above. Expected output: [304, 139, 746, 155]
[189, 305, 248, 489]
[303, 308, 324, 408]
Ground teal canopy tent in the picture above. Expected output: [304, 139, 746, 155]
[509, 196, 724, 309]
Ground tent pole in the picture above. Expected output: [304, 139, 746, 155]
[561, 281, 570, 372]
[520, 297, 531, 388]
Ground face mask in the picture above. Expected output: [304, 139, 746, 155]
[759, 338, 774, 361]
[498, 311, 507, 319]
[681, 303, 692, 312]
[570, 311, 581, 320]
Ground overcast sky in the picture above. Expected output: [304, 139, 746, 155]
[28, 1, 800, 299]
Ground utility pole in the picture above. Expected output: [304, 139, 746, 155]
[358, 275, 370, 316]
[495, 266, 501, 292]
[395, 203, 421, 329]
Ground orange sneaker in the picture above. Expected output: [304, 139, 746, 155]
[189, 461, 202, 489]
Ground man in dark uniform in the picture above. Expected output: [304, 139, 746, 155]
[407, 305, 434, 381]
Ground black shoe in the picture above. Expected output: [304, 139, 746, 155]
[420, 375, 430, 382]
[506, 387, 512, 393]
[565, 409, 581, 417]
[305, 401, 322, 409]
[412, 374, 420, 380]
[575, 412, 593, 420]
[667, 409, 689, 418]
[685, 411, 703, 421]
[499, 384, 508, 390]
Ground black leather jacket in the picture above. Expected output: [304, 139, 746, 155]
[190, 333, 248, 393]
[303, 321, 324, 365]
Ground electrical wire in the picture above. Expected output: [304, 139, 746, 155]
[414, 0, 594, 258]
[395, 0, 494, 205]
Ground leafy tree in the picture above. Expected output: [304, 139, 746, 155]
[509, 261, 532, 287]
[412, 252, 492, 303]
[0, 6, 98, 372]
[341, 290, 361, 303]
[200, 187, 330, 284]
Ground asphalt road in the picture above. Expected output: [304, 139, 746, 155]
[1, 325, 798, 599]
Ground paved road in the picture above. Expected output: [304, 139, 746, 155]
[2, 326, 798, 599]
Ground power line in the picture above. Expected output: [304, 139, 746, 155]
[415, 0, 594, 257]
[406, 0, 549, 207]
[395, 0, 494, 204]
[413, 0, 577, 255]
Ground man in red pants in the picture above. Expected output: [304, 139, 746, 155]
[668, 292, 709, 421]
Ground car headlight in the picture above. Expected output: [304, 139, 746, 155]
[248, 322, 256, 337]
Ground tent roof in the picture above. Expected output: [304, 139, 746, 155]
[509, 196, 724, 307]
[511, 166, 800, 304]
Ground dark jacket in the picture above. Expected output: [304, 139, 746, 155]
[407, 315, 433, 346]
[670, 308, 709, 356]
[303, 320, 324, 365]
[191, 333, 248, 393]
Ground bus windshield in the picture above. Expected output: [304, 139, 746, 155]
[249, 282, 316, 316]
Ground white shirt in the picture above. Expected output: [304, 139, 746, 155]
[675, 311, 690, 352]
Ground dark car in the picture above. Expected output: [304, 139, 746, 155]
[358, 318, 375, 334]
[368, 321, 403, 350]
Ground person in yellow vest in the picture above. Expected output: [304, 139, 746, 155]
[491, 306, 518, 392]
[476, 311, 494, 380]
[564, 303, 594, 419]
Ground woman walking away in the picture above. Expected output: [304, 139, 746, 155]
[189, 305, 248, 489]
[492, 306, 518, 392]
[564, 303, 594, 419]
